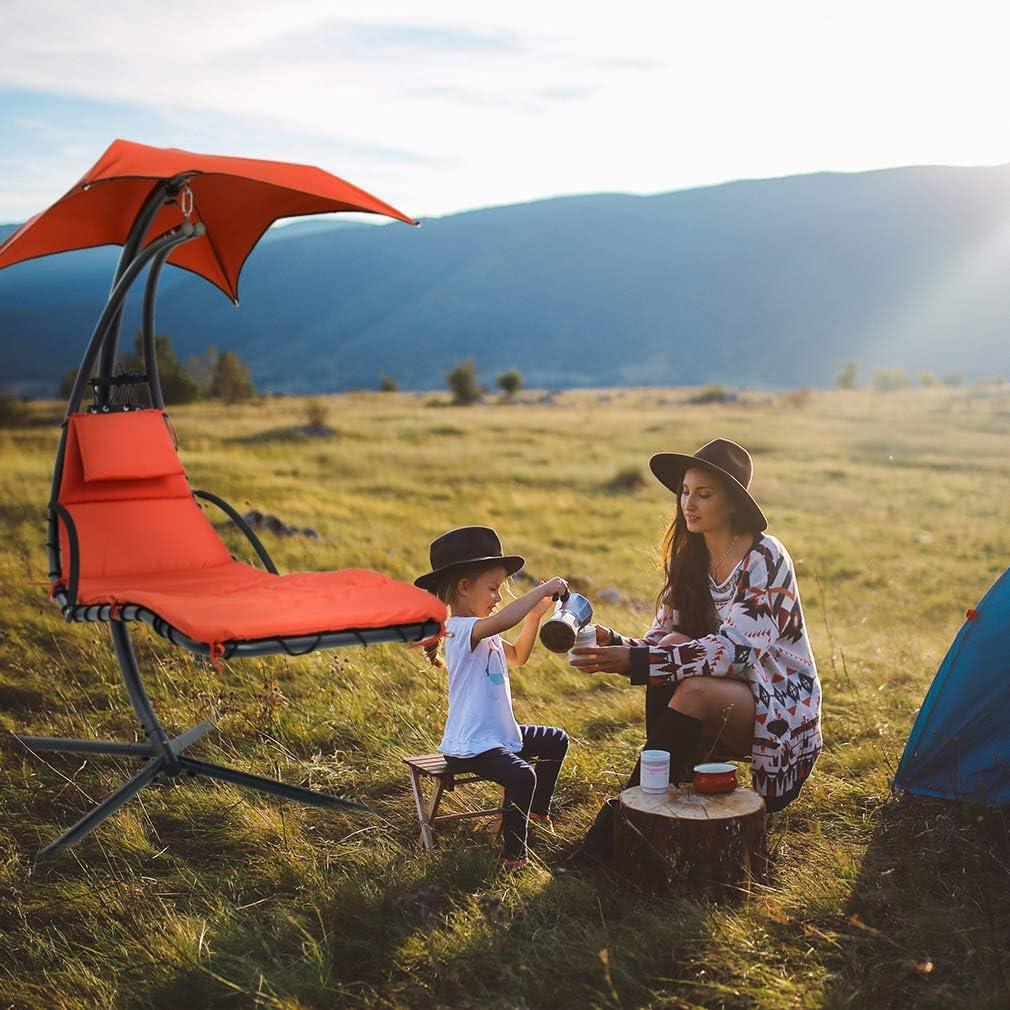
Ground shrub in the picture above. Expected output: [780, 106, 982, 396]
[919, 372, 937, 387]
[780, 387, 814, 408]
[0, 392, 30, 428]
[496, 369, 523, 398]
[689, 384, 736, 405]
[379, 376, 398, 392]
[304, 397, 330, 430]
[835, 360, 859, 389]
[446, 359, 481, 406]
[607, 466, 646, 493]
[941, 373, 963, 387]
[872, 367, 910, 392]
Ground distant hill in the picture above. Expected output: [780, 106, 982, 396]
[3, 164, 1010, 395]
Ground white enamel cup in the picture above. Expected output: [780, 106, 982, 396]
[640, 749, 671, 793]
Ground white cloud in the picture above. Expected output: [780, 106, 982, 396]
[2, 1, 1010, 220]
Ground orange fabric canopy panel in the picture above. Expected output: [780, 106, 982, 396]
[0, 139, 417, 301]
[55, 410, 445, 645]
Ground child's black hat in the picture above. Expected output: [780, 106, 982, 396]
[414, 526, 525, 593]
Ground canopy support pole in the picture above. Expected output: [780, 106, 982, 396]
[141, 248, 172, 409]
[95, 174, 192, 407]
[66, 222, 202, 416]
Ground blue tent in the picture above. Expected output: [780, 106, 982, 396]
[894, 569, 1010, 806]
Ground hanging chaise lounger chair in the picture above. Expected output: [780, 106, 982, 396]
[0, 141, 446, 858]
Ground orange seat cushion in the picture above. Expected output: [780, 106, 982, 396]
[74, 561, 446, 646]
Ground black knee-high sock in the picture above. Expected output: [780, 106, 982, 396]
[579, 710, 703, 860]
[636, 708, 704, 785]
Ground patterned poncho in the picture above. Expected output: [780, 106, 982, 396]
[614, 533, 822, 808]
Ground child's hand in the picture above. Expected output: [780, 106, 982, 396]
[528, 583, 558, 619]
[543, 576, 569, 601]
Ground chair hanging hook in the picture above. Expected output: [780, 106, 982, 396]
[180, 185, 194, 221]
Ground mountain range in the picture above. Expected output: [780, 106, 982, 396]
[3, 163, 1010, 395]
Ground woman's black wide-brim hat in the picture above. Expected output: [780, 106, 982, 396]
[414, 526, 525, 594]
[650, 437, 768, 532]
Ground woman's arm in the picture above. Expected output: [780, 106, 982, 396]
[471, 577, 567, 649]
[573, 540, 794, 685]
[596, 607, 674, 648]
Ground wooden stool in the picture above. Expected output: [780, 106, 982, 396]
[403, 753, 505, 851]
[614, 784, 766, 898]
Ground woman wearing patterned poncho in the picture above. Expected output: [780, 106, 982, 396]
[566, 438, 822, 865]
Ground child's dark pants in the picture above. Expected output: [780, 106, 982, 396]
[444, 724, 569, 861]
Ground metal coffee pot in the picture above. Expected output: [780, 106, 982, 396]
[539, 591, 594, 653]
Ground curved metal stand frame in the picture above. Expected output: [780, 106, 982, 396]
[21, 182, 415, 859]
[13, 621, 365, 859]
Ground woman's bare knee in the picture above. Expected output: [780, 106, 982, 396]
[668, 677, 708, 714]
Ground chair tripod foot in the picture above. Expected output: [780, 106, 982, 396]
[11, 733, 155, 758]
[37, 757, 165, 858]
[177, 756, 368, 811]
[169, 720, 215, 757]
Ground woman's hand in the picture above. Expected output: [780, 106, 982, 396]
[568, 644, 631, 675]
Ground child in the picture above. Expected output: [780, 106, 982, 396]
[415, 526, 570, 871]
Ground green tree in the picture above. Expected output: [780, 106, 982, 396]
[124, 331, 200, 405]
[58, 367, 78, 400]
[873, 367, 910, 392]
[941, 372, 963, 387]
[496, 369, 524, 398]
[379, 375, 398, 392]
[919, 371, 936, 387]
[835, 360, 859, 389]
[0, 391, 30, 428]
[184, 347, 219, 397]
[446, 359, 481, 406]
[210, 350, 256, 403]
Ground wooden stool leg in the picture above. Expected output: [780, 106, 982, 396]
[426, 776, 447, 827]
[409, 768, 437, 851]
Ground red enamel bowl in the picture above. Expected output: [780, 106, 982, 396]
[693, 762, 738, 794]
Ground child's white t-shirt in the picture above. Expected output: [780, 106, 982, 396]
[439, 615, 523, 757]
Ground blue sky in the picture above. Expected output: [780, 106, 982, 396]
[3, 1, 1010, 224]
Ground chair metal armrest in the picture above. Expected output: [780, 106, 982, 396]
[49, 502, 80, 616]
[192, 489, 279, 575]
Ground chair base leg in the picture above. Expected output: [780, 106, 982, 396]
[18, 721, 367, 858]
[177, 756, 367, 811]
[11, 734, 155, 758]
[38, 757, 163, 859]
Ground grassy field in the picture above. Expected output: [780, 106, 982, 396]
[1, 386, 1009, 1009]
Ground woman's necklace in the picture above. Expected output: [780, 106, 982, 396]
[709, 534, 739, 583]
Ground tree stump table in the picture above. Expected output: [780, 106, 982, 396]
[614, 784, 767, 898]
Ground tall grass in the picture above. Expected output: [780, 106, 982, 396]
[0, 387, 1007, 1008]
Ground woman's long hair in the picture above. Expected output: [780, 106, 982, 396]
[656, 469, 756, 638]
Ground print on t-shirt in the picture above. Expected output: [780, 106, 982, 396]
[485, 639, 506, 686]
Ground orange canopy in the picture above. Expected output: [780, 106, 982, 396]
[0, 139, 417, 302]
